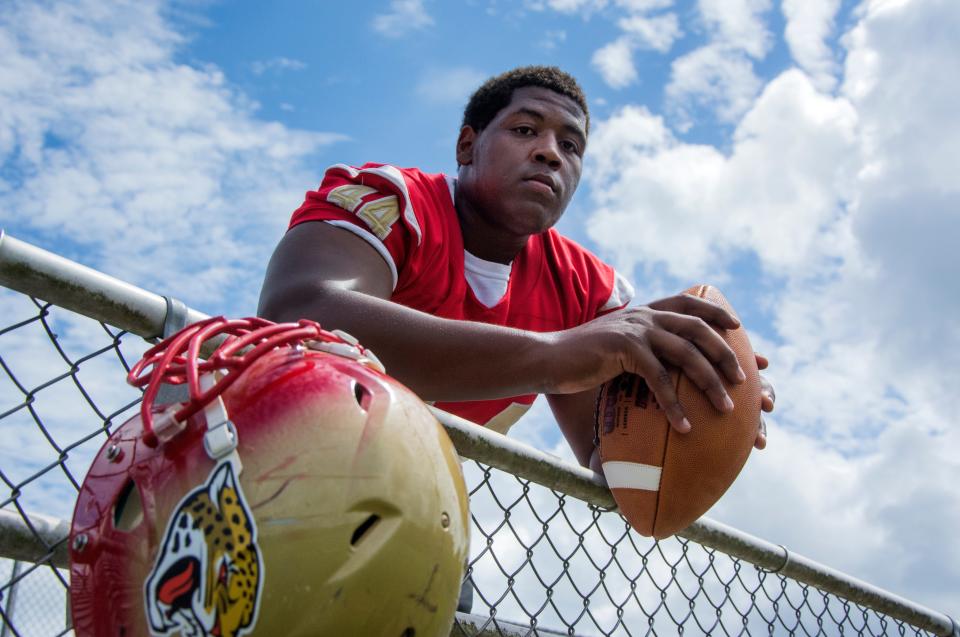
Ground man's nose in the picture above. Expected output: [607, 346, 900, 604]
[532, 134, 562, 168]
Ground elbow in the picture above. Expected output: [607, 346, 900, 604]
[256, 291, 281, 322]
[256, 285, 289, 322]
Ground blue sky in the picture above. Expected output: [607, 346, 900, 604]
[2, 0, 959, 624]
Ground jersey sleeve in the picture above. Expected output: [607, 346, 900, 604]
[596, 268, 635, 316]
[288, 163, 425, 290]
[546, 231, 635, 324]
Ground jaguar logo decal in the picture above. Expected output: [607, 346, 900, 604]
[144, 461, 263, 637]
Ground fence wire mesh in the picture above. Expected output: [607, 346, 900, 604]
[0, 287, 943, 636]
[458, 460, 927, 636]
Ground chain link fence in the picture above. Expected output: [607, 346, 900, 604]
[459, 459, 924, 636]
[0, 233, 956, 637]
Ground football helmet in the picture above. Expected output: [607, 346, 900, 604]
[69, 317, 469, 636]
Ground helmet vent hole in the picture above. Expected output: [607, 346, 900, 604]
[113, 479, 143, 531]
[353, 381, 372, 411]
[350, 514, 380, 546]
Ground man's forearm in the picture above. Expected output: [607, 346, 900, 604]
[260, 283, 557, 402]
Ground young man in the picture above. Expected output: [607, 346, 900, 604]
[258, 66, 772, 472]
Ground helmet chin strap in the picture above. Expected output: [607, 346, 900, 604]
[199, 372, 242, 469]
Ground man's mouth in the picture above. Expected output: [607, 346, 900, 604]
[523, 174, 558, 195]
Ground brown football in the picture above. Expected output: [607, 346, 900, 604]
[597, 284, 761, 539]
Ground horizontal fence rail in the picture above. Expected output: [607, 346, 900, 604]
[1, 230, 957, 637]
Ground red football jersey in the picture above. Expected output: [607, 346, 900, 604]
[290, 163, 634, 432]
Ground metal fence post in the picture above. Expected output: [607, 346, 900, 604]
[0, 560, 22, 637]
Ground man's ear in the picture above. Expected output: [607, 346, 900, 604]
[456, 126, 477, 166]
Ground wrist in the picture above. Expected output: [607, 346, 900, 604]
[518, 329, 560, 395]
[531, 328, 589, 395]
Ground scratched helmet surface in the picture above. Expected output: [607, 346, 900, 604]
[69, 317, 470, 637]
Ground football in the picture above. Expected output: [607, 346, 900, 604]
[597, 285, 761, 539]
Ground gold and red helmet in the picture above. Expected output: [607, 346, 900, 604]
[69, 317, 469, 636]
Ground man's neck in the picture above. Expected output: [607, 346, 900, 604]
[455, 188, 529, 265]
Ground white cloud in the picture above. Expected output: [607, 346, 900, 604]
[591, 36, 638, 89]
[249, 56, 306, 76]
[0, 0, 345, 315]
[371, 0, 435, 37]
[666, 44, 764, 126]
[416, 67, 486, 104]
[697, 0, 773, 58]
[537, 0, 608, 14]
[537, 0, 679, 89]
[825, 0, 960, 407]
[663, 0, 772, 126]
[783, 0, 841, 92]
[529, 0, 670, 14]
[617, 12, 682, 52]
[584, 0, 960, 613]
[588, 70, 858, 278]
[614, 0, 673, 10]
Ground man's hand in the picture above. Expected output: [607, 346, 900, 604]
[547, 293, 746, 435]
[550, 296, 775, 469]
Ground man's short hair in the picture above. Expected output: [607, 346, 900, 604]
[462, 66, 589, 135]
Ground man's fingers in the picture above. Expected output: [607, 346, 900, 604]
[761, 392, 775, 412]
[649, 294, 740, 330]
[754, 417, 768, 450]
[755, 352, 769, 370]
[657, 312, 744, 385]
[759, 374, 776, 412]
[650, 331, 735, 415]
[630, 348, 690, 434]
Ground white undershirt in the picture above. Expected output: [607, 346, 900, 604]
[463, 250, 512, 308]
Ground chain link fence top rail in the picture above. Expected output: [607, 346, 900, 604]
[0, 231, 956, 637]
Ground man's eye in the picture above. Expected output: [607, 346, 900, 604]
[561, 140, 581, 154]
[514, 126, 535, 136]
